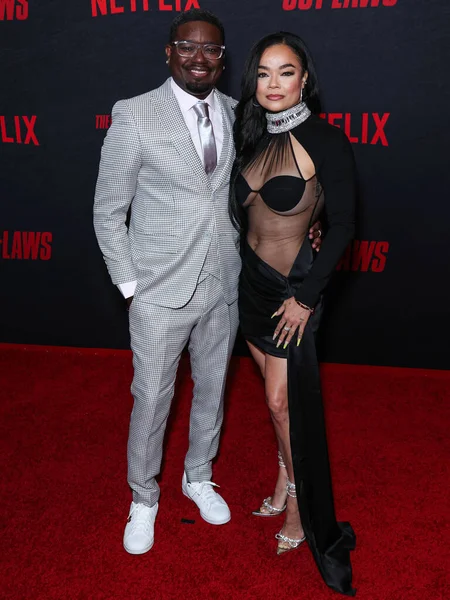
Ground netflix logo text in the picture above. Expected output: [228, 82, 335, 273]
[0, 231, 52, 260]
[336, 240, 389, 272]
[0, 0, 28, 20]
[282, 0, 397, 10]
[96, 115, 112, 129]
[320, 113, 390, 147]
[91, 0, 200, 17]
[0, 116, 39, 146]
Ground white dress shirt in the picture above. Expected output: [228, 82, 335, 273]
[117, 78, 224, 299]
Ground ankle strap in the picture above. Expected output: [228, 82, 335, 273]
[278, 450, 286, 469]
[286, 478, 297, 498]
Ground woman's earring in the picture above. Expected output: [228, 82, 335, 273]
[252, 97, 260, 108]
[166, 59, 169, 65]
[301, 80, 307, 102]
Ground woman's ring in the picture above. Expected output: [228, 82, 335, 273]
[283, 326, 291, 331]
[317, 229, 322, 238]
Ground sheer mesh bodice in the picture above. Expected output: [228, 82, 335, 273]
[235, 132, 324, 277]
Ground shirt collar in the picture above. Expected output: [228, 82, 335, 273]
[170, 77, 217, 115]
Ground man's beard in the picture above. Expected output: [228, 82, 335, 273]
[186, 80, 213, 95]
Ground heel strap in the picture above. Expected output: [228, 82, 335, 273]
[286, 478, 297, 498]
[277, 450, 286, 469]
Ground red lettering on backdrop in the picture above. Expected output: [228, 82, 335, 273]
[352, 241, 376, 272]
[91, 0, 107, 17]
[344, 113, 358, 143]
[96, 115, 112, 129]
[0, 117, 14, 143]
[0, 0, 15, 19]
[16, 0, 27, 18]
[0, 0, 29, 20]
[0, 232, 53, 260]
[22, 116, 39, 145]
[40, 233, 53, 261]
[1, 232, 11, 259]
[371, 242, 389, 272]
[333, 0, 396, 7]
[361, 113, 368, 144]
[110, 0, 124, 14]
[14, 116, 22, 143]
[11, 232, 22, 260]
[92, 0, 197, 16]
[1, 116, 39, 145]
[336, 240, 389, 272]
[284, 0, 395, 8]
[23, 232, 41, 259]
[320, 112, 389, 146]
[0, 0, 27, 20]
[371, 113, 389, 146]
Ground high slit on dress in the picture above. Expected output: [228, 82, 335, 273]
[235, 114, 357, 596]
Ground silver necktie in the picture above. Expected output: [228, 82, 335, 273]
[193, 102, 217, 175]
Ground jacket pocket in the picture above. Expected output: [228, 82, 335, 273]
[133, 231, 179, 255]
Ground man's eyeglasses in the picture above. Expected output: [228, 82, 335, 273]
[171, 41, 225, 60]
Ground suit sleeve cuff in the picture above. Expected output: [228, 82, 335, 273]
[117, 281, 137, 299]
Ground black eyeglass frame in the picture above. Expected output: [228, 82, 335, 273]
[170, 41, 226, 60]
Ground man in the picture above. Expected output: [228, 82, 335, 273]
[94, 9, 321, 555]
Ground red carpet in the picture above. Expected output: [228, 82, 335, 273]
[1, 344, 449, 599]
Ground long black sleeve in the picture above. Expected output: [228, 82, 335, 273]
[291, 117, 356, 308]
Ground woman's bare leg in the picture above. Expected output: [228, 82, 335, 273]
[247, 341, 288, 513]
[264, 354, 304, 541]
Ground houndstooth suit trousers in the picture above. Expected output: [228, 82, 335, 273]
[128, 266, 239, 507]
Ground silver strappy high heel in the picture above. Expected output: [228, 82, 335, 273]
[275, 478, 306, 555]
[252, 451, 287, 517]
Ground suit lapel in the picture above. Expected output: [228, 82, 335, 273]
[152, 79, 210, 187]
[210, 92, 236, 192]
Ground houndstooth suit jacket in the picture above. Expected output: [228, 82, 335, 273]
[93, 78, 241, 308]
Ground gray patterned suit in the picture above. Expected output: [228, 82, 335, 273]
[93, 78, 241, 507]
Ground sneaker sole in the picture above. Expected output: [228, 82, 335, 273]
[123, 539, 154, 555]
[182, 488, 231, 526]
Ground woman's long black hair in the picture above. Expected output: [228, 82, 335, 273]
[229, 32, 321, 236]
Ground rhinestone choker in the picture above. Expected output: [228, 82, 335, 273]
[266, 102, 311, 134]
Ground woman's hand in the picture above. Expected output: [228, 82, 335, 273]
[272, 297, 312, 349]
[309, 220, 323, 252]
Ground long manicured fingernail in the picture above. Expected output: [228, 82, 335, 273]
[283, 342, 288, 350]
[297, 338, 302, 346]
[271, 312, 278, 319]
[276, 340, 282, 348]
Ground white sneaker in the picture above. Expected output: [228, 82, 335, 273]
[123, 501, 158, 555]
[182, 472, 231, 525]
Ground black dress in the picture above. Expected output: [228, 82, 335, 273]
[235, 115, 357, 596]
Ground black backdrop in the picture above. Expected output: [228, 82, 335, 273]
[1, 0, 449, 368]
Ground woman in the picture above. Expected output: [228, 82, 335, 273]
[230, 33, 356, 596]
